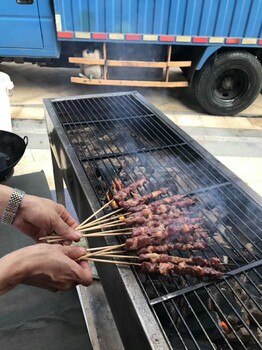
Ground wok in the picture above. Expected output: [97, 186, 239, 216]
[0, 130, 28, 182]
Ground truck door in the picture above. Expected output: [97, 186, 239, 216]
[0, 0, 43, 49]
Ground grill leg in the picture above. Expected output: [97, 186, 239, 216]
[51, 149, 66, 206]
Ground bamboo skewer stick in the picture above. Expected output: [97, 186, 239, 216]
[76, 199, 114, 229]
[95, 250, 126, 255]
[93, 254, 139, 259]
[86, 243, 125, 253]
[46, 231, 131, 243]
[81, 228, 131, 236]
[79, 213, 129, 230]
[39, 228, 131, 242]
[82, 208, 123, 227]
[86, 245, 114, 252]
[85, 244, 125, 258]
[78, 244, 125, 260]
[40, 229, 131, 244]
[78, 221, 126, 232]
[86, 257, 141, 266]
[81, 232, 131, 238]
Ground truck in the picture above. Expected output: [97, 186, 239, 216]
[1, 0, 261, 116]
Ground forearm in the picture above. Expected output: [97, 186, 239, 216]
[0, 251, 27, 295]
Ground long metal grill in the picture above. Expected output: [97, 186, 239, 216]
[47, 92, 262, 350]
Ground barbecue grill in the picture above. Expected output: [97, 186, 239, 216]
[44, 91, 262, 350]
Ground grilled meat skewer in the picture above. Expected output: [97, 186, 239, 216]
[150, 196, 194, 208]
[141, 261, 224, 278]
[130, 223, 206, 238]
[139, 253, 223, 269]
[124, 197, 193, 211]
[125, 229, 208, 250]
[121, 188, 169, 210]
[138, 242, 208, 254]
[124, 215, 201, 226]
[113, 177, 148, 202]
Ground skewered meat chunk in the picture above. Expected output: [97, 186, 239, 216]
[125, 235, 152, 250]
[141, 261, 224, 278]
[126, 204, 148, 213]
[121, 188, 169, 210]
[139, 253, 223, 269]
[138, 242, 208, 254]
[113, 177, 148, 202]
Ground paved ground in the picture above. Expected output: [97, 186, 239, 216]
[1, 62, 262, 198]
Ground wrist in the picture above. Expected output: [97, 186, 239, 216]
[0, 187, 25, 225]
[0, 185, 14, 216]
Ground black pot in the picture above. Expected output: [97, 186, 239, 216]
[0, 130, 28, 183]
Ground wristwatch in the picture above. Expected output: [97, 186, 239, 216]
[1, 188, 25, 225]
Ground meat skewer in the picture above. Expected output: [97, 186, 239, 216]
[123, 196, 192, 212]
[128, 206, 187, 219]
[125, 230, 208, 251]
[138, 242, 208, 254]
[138, 253, 223, 269]
[130, 223, 207, 238]
[141, 261, 224, 278]
[127, 203, 188, 215]
[113, 177, 148, 202]
[124, 215, 201, 226]
[121, 188, 169, 210]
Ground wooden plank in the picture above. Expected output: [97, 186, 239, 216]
[168, 61, 191, 67]
[71, 77, 189, 88]
[103, 42, 107, 80]
[69, 57, 105, 65]
[165, 45, 172, 82]
[69, 56, 192, 68]
[107, 60, 166, 68]
[106, 60, 191, 68]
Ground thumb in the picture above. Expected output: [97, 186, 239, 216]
[54, 218, 81, 241]
[63, 246, 87, 260]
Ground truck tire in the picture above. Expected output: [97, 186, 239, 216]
[194, 51, 262, 116]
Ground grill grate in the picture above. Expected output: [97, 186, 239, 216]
[47, 92, 262, 350]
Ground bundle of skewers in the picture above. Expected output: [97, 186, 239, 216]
[40, 177, 225, 279]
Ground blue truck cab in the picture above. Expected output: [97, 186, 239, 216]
[0, 0, 261, 116]
[0, 1, 59, 58]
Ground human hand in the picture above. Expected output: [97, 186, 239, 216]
[0, 244, 92, 294]
[13, 194, 81, 243]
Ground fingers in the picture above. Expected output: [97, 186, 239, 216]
[77, 262, 93, 287]
[53, 218, 82, 242]
[63, 246, 93, 287]
[63, 246, 86, 259]
[50, 204, 80, 242]
[59, 207, 79, 229]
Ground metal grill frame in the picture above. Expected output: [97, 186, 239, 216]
[44, 91, 262, 350]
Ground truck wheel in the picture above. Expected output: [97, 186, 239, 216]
[194, 51, 262, 115]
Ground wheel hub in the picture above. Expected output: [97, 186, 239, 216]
[214, 68, 248, 101]
[221, 77, 234, 90]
